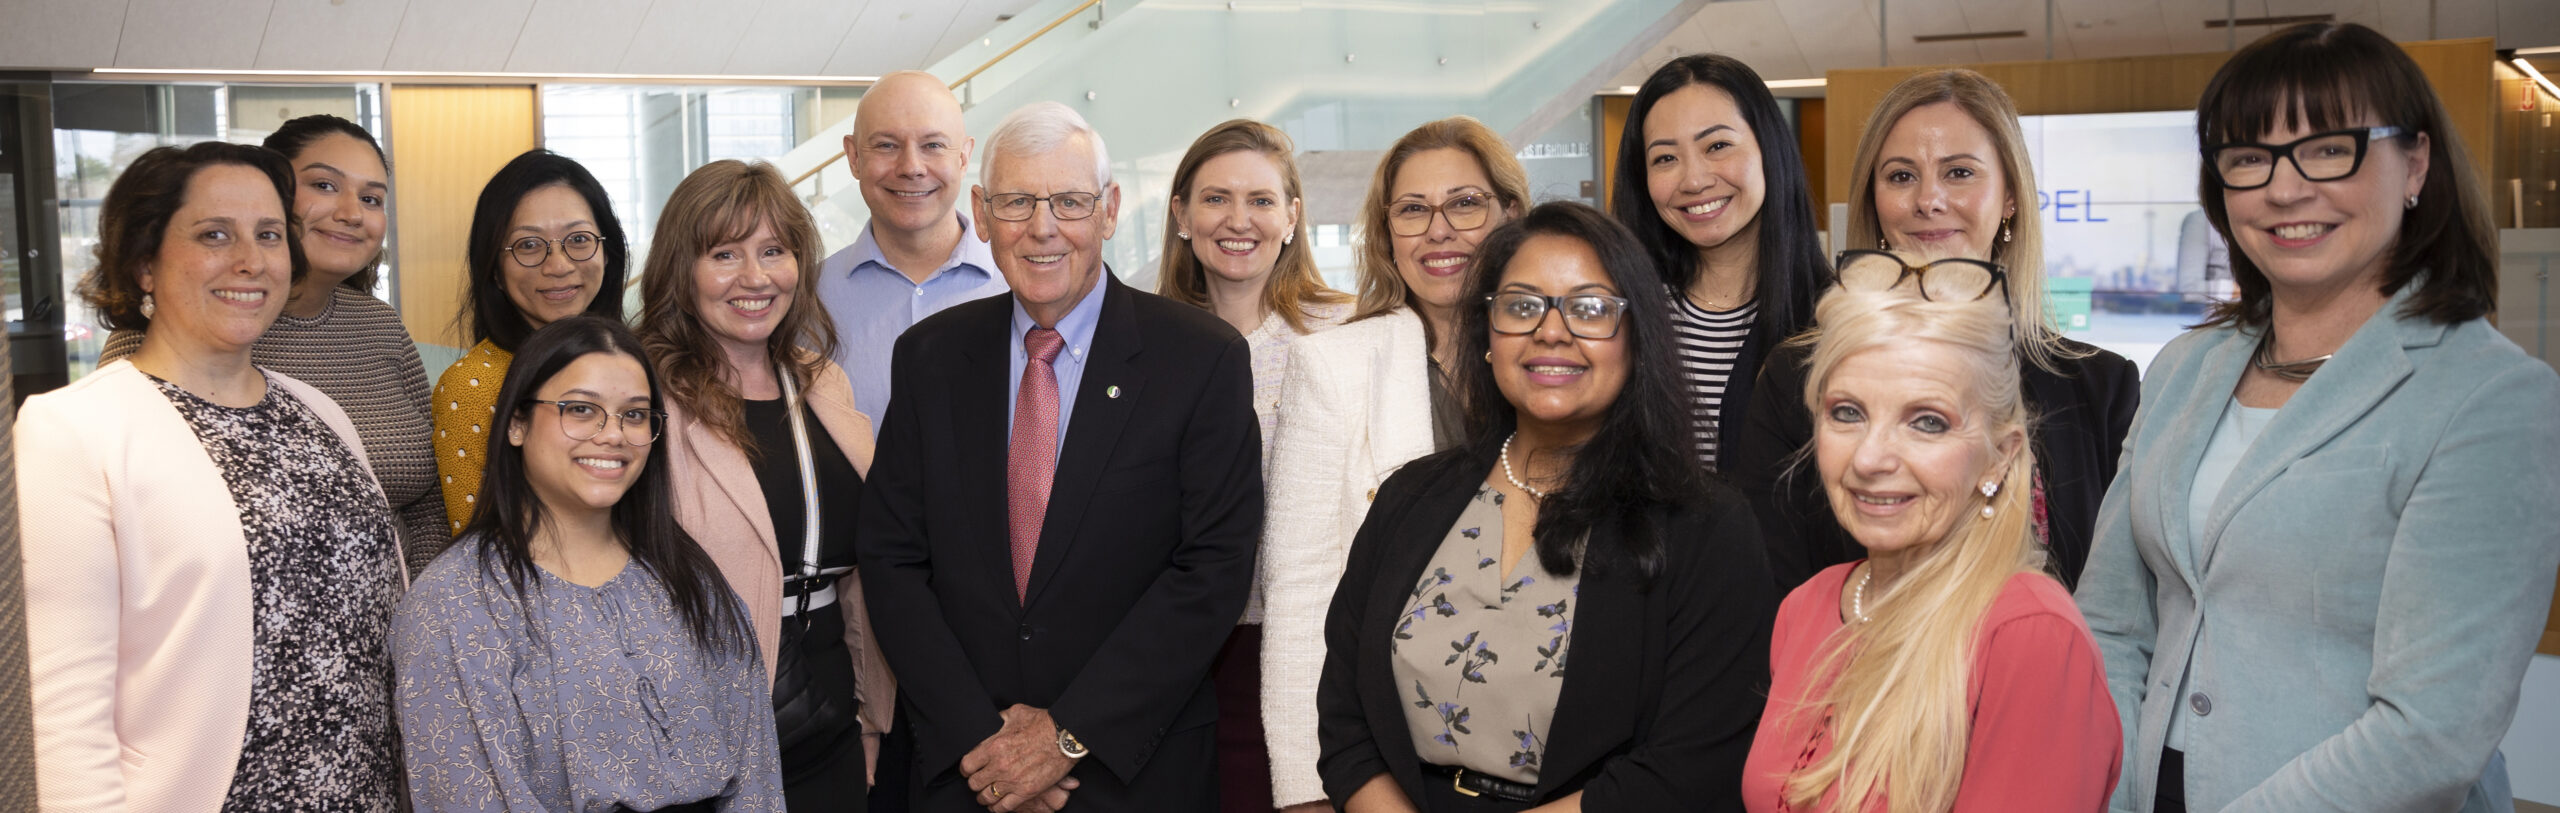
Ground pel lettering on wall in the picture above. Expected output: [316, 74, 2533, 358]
[2038, 189, 2109, 222]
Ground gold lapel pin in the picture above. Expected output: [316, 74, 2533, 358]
[1106, 385, 1122, 399]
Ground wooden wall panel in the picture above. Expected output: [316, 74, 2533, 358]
[385, 85, 538, 349]
[1597, 94, 1632, 210]
[1822, 39, 2496, 210]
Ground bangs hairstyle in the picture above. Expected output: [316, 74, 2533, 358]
[265, 114, 390, 293]
[1787, 282, 2043, 813]
[1156, 119, 1350, 334]
[1843, 70, 2081, 372]
[636, 159, 839, 459]
[1610, 53, 1829, 346]
[2194, 21, 2495, 328]
[79, 141, 310, 333]
[461, 149, 630, 352]
[1352, 117, 1532, 333]
[1452, 201, 1705, 584]
[462, 315, 749, 659]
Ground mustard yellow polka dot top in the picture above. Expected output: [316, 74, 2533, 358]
[433, 339, 514, 535]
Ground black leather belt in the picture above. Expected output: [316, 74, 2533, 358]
[1423, 764, 1536, 803]
[782, 573, 834, 598]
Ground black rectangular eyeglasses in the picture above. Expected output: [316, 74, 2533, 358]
[2204, 125, 2411, 190]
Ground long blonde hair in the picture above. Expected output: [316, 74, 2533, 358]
[1156, 119, 1348, 333]
[1843, 69, 2078, 372]
[1349, 116, 1531, 326]
[1786, 283, 2043, 813]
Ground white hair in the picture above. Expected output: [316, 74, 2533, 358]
[981, 101, 1112, 190]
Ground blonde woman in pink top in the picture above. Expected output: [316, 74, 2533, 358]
[1740, 253, 2120, 813]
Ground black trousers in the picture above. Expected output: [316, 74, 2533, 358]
[2155, 748, 2187, 813]
[778, 605, 868, 813]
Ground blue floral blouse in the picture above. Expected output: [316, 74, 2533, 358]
[1391, 486, 1581, 784]
[391, 538, 783, 812]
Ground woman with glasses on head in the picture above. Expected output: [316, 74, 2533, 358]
[1740, 252, 2121, 813]
[2076, 23, 2560, 812]
[1726, 69, 2139, 594]
[636, 160, 889, 812]
[435, 149, 631, 537]
[99, 115, 451, 573]
[1154, 118, 1354, 813]
[1318, 202, 1772, 812]
[1260, 115, 1529, 813]
[1611, 53, 1830, 472]
[23, 141, 407, 811]
[395, 315, 783, 813]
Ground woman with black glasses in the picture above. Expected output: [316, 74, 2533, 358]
[434, 150, 631, 538]
[1317, 202, 1772, 812]
[2076, 23, 2559, 812]
[395, 315, 783, 812]
[1725, 69, 2139, 594]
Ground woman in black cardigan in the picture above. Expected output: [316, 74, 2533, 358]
[1725, 69, 2138, 593]
[1318, 202, 1773, 812]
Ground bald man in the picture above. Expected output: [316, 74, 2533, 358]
[818, 70, 1009, 430]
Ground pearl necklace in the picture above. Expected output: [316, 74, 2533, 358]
[1499, 432, 1548, 500]
[1851, 567, 1874, 624]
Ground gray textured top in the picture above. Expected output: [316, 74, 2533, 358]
[391, 538, 782, 812]
[104, 286, 451, 573]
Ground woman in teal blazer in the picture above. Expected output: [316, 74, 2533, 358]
[2076, 22, 2560, 813]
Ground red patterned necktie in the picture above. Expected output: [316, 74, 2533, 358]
[1008, 327, 1066, 602]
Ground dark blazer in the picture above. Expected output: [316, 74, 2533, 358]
[1317, 439, 1774, 811]
[1707, 324, 1774, 469]
[856, 272, 1264, 811]
[1726, 337, 2139, 593]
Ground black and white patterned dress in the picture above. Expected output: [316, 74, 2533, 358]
[153, 372, 403, 812]
[1671, 295, 1757, 471]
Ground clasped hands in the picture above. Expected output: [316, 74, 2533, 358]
[962, 704, 1082, 812]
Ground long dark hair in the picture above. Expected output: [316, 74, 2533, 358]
[265, 114, 389, 292]
[462, 150, 630, 352]
[461, 315, 747, 659]
[1610, 54, 1828, 347]
[78, 142, 308, 332]
[1454, 201, 1706, 583]
[2195, 22, 2496, 328]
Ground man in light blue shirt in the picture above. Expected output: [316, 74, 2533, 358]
[816, 70, 1008, 431]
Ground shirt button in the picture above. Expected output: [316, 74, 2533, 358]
[1018, 624, 1033, 641]
[914, 288, 924, 296]
[2189, 692, 2213, 716]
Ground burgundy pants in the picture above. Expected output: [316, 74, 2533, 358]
[1212, 624, 1277, 813]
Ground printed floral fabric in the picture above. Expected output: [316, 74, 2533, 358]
[392, 539, 783, 812]
[153, 373, 404, 812]
[1391, 486, 1581, 784]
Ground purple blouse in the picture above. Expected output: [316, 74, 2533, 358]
[392, 539, 782, 812]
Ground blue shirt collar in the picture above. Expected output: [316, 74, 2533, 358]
[1010, 268, 1110, 363]
[844, 208, 998, 285]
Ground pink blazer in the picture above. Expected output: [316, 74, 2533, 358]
[18, 360, 396, 812]
[662, 360, 895, 737]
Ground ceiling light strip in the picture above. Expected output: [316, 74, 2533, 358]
[2515, 58, 2560, 103]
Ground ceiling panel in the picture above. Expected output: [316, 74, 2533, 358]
[1882, 0, 1988, 66]
[925, 0, 1046, 69]
[722, 0, 870, 76]
[2053, 0, 2176, 59]
[1693, 1, 1815, 80]
[254, 0, 412, 70]
[821, 1, 965, 78]
[380, 0, 535, 71]
[2495, 0, 2560, 49]
[618, 0, 763, 75]
[1955, 0, 2057, 63]
[0, 0, 127, 68]
[115, 0, 274, 68]
[1776, 0, 1886, 74]
[501, 0, 652, 74]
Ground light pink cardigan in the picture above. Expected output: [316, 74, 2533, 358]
[661, 360, 896, 745]
[18, 360, 396, 812]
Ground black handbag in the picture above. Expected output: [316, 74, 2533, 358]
[767, 368, 862, 754]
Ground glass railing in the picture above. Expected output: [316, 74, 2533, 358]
[779, 0, 1693, 288]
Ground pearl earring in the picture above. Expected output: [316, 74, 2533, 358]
[1284, 233, 1294, 245]
[1982, 504, 1996, 518]
[2001, 221, 2014, 243]
[1482, 350, 1493, 363]
[2404, 194, 2419, 210]
[1980, 481, 1999, 498]
[140, 293, 156, 319]
[1178, 231, 1190, 240]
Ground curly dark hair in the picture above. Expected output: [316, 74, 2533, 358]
[78, 141, 308, 332]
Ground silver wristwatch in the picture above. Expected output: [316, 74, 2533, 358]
[1056, 726, 1090, 759]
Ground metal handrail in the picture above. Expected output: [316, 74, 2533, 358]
[788, 0, 1104, 189]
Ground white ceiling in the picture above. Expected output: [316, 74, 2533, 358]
[1611, 0, 2560, 86]
[0, 0, 1046, 76]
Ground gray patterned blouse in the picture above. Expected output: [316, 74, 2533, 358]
[1392, 486, 1581, 784]
[392, 538, 783, 812]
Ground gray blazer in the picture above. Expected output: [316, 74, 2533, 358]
[2077, 284, 2560, 813]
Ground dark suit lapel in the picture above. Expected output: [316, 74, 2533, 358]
[1023, 275, 1145, 605]
[2197, 306, 2422, 573]
[1533, 520, 1641, 797]
[957, 297, 1022, 611]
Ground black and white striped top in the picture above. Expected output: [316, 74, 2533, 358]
[1669, 294, 1758, 471]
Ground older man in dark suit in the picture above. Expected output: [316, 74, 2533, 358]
[856, 100, 1262, 813]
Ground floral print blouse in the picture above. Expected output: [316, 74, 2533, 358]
[392, 538, 783, 812]
[1391, 486, 1581, 784]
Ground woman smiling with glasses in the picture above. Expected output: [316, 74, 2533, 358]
[1318, 202, 1772, 812]
[1726, 70, 2140, 595]
[2076, 23, 2560, 812]
[433, 150, 631, 538]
